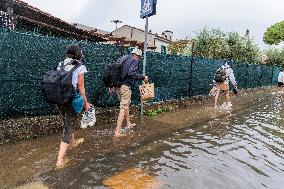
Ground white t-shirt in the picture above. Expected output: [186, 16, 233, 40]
[226, 66, 237, 86]
[214, 65, 237, 86]
[57, 58, 87, 89]
[278, 71, 284, 83]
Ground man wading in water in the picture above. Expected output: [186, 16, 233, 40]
[210, 60, 238, 109]
[114, 48, 148, 137]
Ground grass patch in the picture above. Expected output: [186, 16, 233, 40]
[144, 107, 170, 116]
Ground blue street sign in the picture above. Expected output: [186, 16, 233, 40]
[140, 0, 157, 18]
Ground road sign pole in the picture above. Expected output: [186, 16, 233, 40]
[143, 16, 148, 75]
[141, 16, 148, 116]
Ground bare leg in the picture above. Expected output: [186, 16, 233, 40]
[214, 89, 220, 108]
[56, 141, 69, 166]
[225, 90, 230, 104]
[115, 108, 126, 137]
[70, 133, 75, 147]
[125, 107, 136, 128]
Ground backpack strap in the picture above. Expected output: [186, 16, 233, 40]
[57, 60, 82, 72]
[69, 60, 83, 73]
[60, 60, 77, 70]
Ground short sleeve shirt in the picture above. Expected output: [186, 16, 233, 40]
[278, 72, 284, 83]
[72, 65, 87, 89]
[57, 58, 88, 89]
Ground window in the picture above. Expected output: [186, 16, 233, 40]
[161, 45, 167, 55]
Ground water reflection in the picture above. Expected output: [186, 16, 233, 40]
[14, 182, 49, 189]
[138, 90, 284, 188]
[103, 168, 159, 189]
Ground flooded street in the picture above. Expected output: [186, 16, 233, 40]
[1, 87, 284, 189]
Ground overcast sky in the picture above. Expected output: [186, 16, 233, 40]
[22, 0, 283, 49]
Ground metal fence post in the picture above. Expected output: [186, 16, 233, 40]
[260, 66, 263, 87]
[189, 41, 195, 97]
[246, 63, 249, 88]
[271, 67, 274, 85]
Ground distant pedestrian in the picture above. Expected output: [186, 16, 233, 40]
[114, 48, 148, 137]
[278, 69, 284, 90]
[55, 44, 91, 168]
[210, 60, 238, 108]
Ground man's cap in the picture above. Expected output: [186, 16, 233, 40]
[225, 60, 233, 67]
[131, 48, 142, 57]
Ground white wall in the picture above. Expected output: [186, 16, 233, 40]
[112, 26, 171, 53]
[154, 38, 169, 53]
[161, 31, 173, 41]
[112, 26, 154, 47]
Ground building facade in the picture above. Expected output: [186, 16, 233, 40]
[73, 23, 110, 36]
[112, 25, 173, 53]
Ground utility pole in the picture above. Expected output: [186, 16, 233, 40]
[111, 20, 122, 30]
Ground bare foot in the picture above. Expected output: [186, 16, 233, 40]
[56, 158, 70, 169]
[70, 138, 85, 149]
[126, 122, 136, 129]
[114, 132, 126, 137]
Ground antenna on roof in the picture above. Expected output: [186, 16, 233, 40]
[111, 19, 122, 30]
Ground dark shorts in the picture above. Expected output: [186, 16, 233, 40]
[278, 82, 284, 87]
[58, 104, 79, 144]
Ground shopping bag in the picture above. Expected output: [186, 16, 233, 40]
[139, 83, 155, 101]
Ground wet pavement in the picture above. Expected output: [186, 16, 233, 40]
[0, 87, 284, 189]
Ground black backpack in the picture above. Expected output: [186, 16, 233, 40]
[102, 55, 131, 88]
[214, 67, 227, 83]
[42, 60, 81, 105]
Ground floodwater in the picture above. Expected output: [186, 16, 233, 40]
[1, 87, 284, 189]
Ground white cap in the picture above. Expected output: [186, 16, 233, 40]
[131, 48, 142, 57]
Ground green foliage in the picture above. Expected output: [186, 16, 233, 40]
[265, 48, 284, 67]
[144, 108, 169, 116]
[184, 28, 261, 63]
[168, 40, 190, 55]
[263, 21, 284, 45]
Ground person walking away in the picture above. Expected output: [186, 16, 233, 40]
[56, 44, 91, 167]
[115, 48, 148, 137]
[210, 60, 237, 108]
[277, 69, 284, 92]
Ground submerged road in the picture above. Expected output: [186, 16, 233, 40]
[0, 87, 284, 189]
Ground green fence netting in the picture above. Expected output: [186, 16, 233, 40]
[0, 30, 279, 118]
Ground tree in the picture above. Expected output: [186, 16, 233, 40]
[263, 21, 284, 45]
[265, 48, 284, 67]
[185, 28, 261, 63]
[168, 40, 191, 55]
